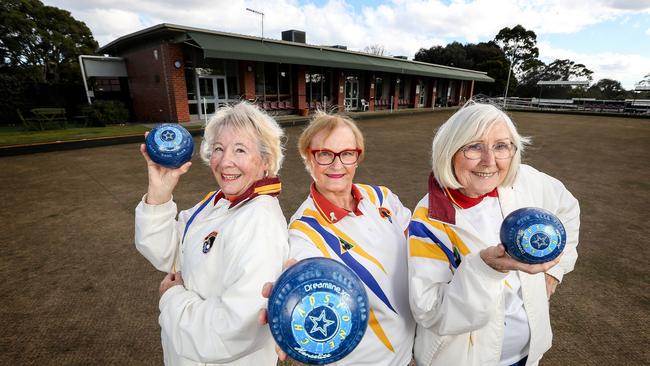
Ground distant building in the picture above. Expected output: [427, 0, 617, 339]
[96, 23, 493, 122]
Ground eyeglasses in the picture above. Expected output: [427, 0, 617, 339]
[460, 142, 517, 160]
[309, 149, 362, 165]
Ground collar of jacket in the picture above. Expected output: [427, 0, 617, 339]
[214, 176, 282, 208]
[427, 172, 457, 225]
[445, 186, 498, 209]
[310, 182, 364, 224]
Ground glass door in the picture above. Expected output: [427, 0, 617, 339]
[418, 80, 427, 107]
[197, 75, 228, 119]
[344, 76, 359, 110]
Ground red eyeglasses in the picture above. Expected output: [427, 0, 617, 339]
[309, 149, 362, 165]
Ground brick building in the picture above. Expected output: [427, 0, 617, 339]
[97, 24, 494, 123]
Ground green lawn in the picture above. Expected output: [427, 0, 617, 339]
[0, 124, 203, 146]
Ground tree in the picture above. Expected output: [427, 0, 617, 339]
[414, 41, 510, 96]
[494, 25, 539, 77]
[0, 0, 98, 83]
[363, 44, 386, 56]
[465, 41, 511, 96]
[515, 59, 593, 98]
[541, 59, 593, 82]
[592, 79, 626, 100]
[494, 25, 539, 102]
[415, 42, 472, 69]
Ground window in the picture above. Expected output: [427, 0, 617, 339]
[265, 63, 278, 101]
[375, 77, 383, 100]
[225, 60, 239, 99]
[185, 69, 196, 101]
[279, 64, 291, 102]
[255, 62, 265, 98]
[92, 77, 121, 92]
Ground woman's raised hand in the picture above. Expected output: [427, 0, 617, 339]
[140, 131, 192, 205]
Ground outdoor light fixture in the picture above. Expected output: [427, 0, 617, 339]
[174, 60, 182, 69]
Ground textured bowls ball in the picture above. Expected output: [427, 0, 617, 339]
[268, 258, 369, 365]
[500, 207, 566, 264]
[145, 123, 194, 168]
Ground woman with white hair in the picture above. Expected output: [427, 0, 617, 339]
[408, 102, 580, 366]
[134, 102, 288, 365]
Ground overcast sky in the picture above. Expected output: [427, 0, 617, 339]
[44, 0, 650, 90]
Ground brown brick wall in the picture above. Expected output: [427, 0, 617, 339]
[293, 65, 307, 110]
[334, 70, 344, 112]
[123, 43, 189, 123]
[239, 61, 256, 101]
[162, 43, 190, 122]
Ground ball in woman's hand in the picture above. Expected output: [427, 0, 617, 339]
[268, 258, 369, 364]
[500, 207, 566, 264]
[145, 123, 194, 168]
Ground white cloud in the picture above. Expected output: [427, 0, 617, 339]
[42, 0, 650, 88]
[538, 41, 650, 89]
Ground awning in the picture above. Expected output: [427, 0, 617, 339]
[187, 32, 493, 82]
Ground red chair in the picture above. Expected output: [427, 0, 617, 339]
[270, 101, 279, 110]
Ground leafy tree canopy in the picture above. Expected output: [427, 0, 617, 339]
[494, 24, 539, 76]
[591, 78, 626, 100]
[0, 0, 98, 83]
[414, 41, 509, 96]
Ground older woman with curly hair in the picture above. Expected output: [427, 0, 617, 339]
[135, 102, 288, 365]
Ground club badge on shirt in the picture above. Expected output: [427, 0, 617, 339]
[378, 207, 393, 223]
[203, 231, 218, 253]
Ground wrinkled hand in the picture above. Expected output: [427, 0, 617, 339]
[480, 244, 561, 274]
[140, 132, 192, 205]
[545, 273, 559, 300]
[258, 258, 298, 361]
[159, 271, 184, 297]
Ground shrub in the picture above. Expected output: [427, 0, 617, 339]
[81, 100, 129, 127]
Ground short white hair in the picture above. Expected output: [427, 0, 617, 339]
[431, 101, 530, 189]
[200, 102, 285, 176]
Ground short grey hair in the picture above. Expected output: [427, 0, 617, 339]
[200, 102, 285, 176]
[431, 101, 530, 189]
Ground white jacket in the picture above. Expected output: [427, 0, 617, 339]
[409, 165, 580, 366]
[135, 184, 288, 366]
[288, 183, 416, 366]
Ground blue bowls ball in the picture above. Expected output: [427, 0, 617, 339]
[268, 258, 369, 365]
[500, 207, 566, 264]
[145, 123, 194, 168]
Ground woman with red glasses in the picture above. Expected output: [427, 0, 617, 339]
[262, 112, 416, 365]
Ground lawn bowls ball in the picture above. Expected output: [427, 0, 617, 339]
[268, 258, 369, 365]
[145, 124, 194, 168]
[500, 207, 566, 264]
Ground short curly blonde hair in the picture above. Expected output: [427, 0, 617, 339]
[200, 102, 285, 176]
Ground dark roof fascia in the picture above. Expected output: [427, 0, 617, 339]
[97, 24, 190, 54]
[98, 23, 494, 82]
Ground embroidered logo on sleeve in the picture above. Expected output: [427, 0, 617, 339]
[202, 231, 218, 253]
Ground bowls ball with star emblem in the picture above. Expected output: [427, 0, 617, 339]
[145, 123, 194, 168]
[500, 207, 567, 264]
[268, 257, 369, 364]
